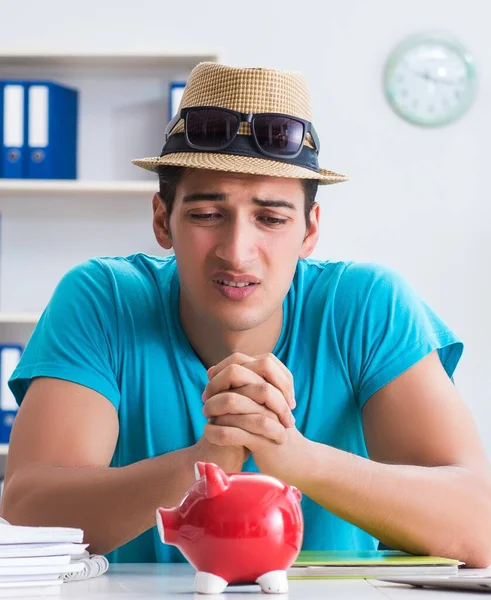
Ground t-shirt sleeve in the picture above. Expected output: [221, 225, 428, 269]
[8, 258, 121, 410]
[334, 263, 464, 409]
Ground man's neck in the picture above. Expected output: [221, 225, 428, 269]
[179, 294, 283, 369]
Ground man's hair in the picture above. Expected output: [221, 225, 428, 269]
[157, 166, 319, 228]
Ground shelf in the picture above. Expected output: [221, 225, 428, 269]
[0, 50, 199, 318]
[0, 313, 39, 324]
[0, 50, 211, 182]
[0, 445, 8, 456]
[0, 51, 218, 69]
[0, 180, 158, 196]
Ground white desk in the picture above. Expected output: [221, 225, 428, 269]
[58, 563, 491, 599]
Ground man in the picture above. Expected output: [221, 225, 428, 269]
[1, 62, 491, 567]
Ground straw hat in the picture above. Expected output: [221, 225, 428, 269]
[132, 62, 349, 185]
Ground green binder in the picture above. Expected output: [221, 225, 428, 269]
[288, 550, 463, 579]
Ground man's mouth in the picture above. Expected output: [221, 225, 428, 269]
[211, 274, 260, 300]
[214, 279, 257, 288]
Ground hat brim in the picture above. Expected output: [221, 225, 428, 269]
[131, 152, 349, 185]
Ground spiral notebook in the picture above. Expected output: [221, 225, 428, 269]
[0, 519, 109, 595]
[0, 543, 88, 559]
[0, 522, 83, 545]
[288, 550, 463, 579]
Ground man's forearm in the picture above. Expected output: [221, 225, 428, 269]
[1, 442, 245, 556]
[280, 441, 491, 567]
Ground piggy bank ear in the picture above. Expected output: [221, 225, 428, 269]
[194, 462, 207, 481]
[203, 462, 230, 498]
[290, 485, 302, 503]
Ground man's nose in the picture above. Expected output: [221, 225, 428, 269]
[214, 218, 259, 268]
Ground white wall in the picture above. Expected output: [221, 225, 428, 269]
[0, 0, 490, 451]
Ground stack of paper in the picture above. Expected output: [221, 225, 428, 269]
[0, 520, 108, 597]
[288, 550, 463, 579]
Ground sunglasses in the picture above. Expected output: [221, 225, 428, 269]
[164, 106, 320, 160]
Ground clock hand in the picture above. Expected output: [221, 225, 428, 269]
[411, 70, 462, 85]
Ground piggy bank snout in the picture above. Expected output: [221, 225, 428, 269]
[156, 507, 179, 545]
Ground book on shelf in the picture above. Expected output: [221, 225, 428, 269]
[0, 80, 78, 181]
[0, 345, 23, 445]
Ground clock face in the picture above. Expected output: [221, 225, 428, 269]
[384, 33, 477, 126]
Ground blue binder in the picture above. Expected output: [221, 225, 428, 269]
[25, 81, 78, 179]
[169, 81, 186, 121]
[0, 344, 23, 444]
[0, 81, 27, 179]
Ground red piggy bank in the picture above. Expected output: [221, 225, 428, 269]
[156, 461, 303, 594]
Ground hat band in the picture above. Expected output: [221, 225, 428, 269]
[160, 133, 320, 173]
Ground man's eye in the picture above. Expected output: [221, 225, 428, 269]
[259, 216, 288, 226]
[189, 214, 221, 221]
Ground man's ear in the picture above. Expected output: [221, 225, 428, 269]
[299, 202, 320, 259]
[152, 193, 173, 250]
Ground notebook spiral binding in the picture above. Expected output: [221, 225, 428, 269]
[63, 552, 109, 581]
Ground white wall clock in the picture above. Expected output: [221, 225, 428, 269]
[384, 32, 477, 127]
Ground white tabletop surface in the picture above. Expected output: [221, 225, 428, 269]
[57, 563, 491, 599]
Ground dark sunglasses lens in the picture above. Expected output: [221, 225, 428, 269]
[253, 116, 305, 156]
[186, 109, 239, 149]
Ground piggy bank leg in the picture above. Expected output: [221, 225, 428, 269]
[194, 571, 228, 594]
[256, 570, 288, 594]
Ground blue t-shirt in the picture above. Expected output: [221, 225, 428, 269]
[9, 254, 463, 563]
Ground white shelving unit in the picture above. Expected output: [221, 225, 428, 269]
[0, 315, 39, 462]
[0, 51, 216, 69]
[0, 49, 218, 463]
[0, 313, 39, 324]
[0, 180, 157, 196]
[0, 48, 218, 308]
[0, 50, 217, 183]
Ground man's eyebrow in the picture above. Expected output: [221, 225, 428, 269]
[182, 192, 228, 203]
[181, 193, 296, 211]
[253, 198, 297, 211]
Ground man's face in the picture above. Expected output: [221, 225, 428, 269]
[157, 169, 319, 333]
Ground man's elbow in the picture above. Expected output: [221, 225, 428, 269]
[460, 540, 491, 569]
[461, 526, 491, 568]
[0, 473, 27, 524]
[470, 474, 491, 567]
[425, 538, 491, 569]
[452, 470, 491, 568]
[424, 468, 491, 568]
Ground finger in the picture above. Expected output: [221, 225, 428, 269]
[203, 391, 279, 420]
[233, 383, 294, 427]
[208, 354, 295, 409]
[239, 354, 296, 409]
[256, 353, 292, 379]
[213, 414, 287, 444]
[202, 363, 264, 401]
[203, 375, 294, 427]
[207, 353, 254, 379]
[204, 422, 262, 451]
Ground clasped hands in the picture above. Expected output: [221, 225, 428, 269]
[201, 352, 307, 479]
